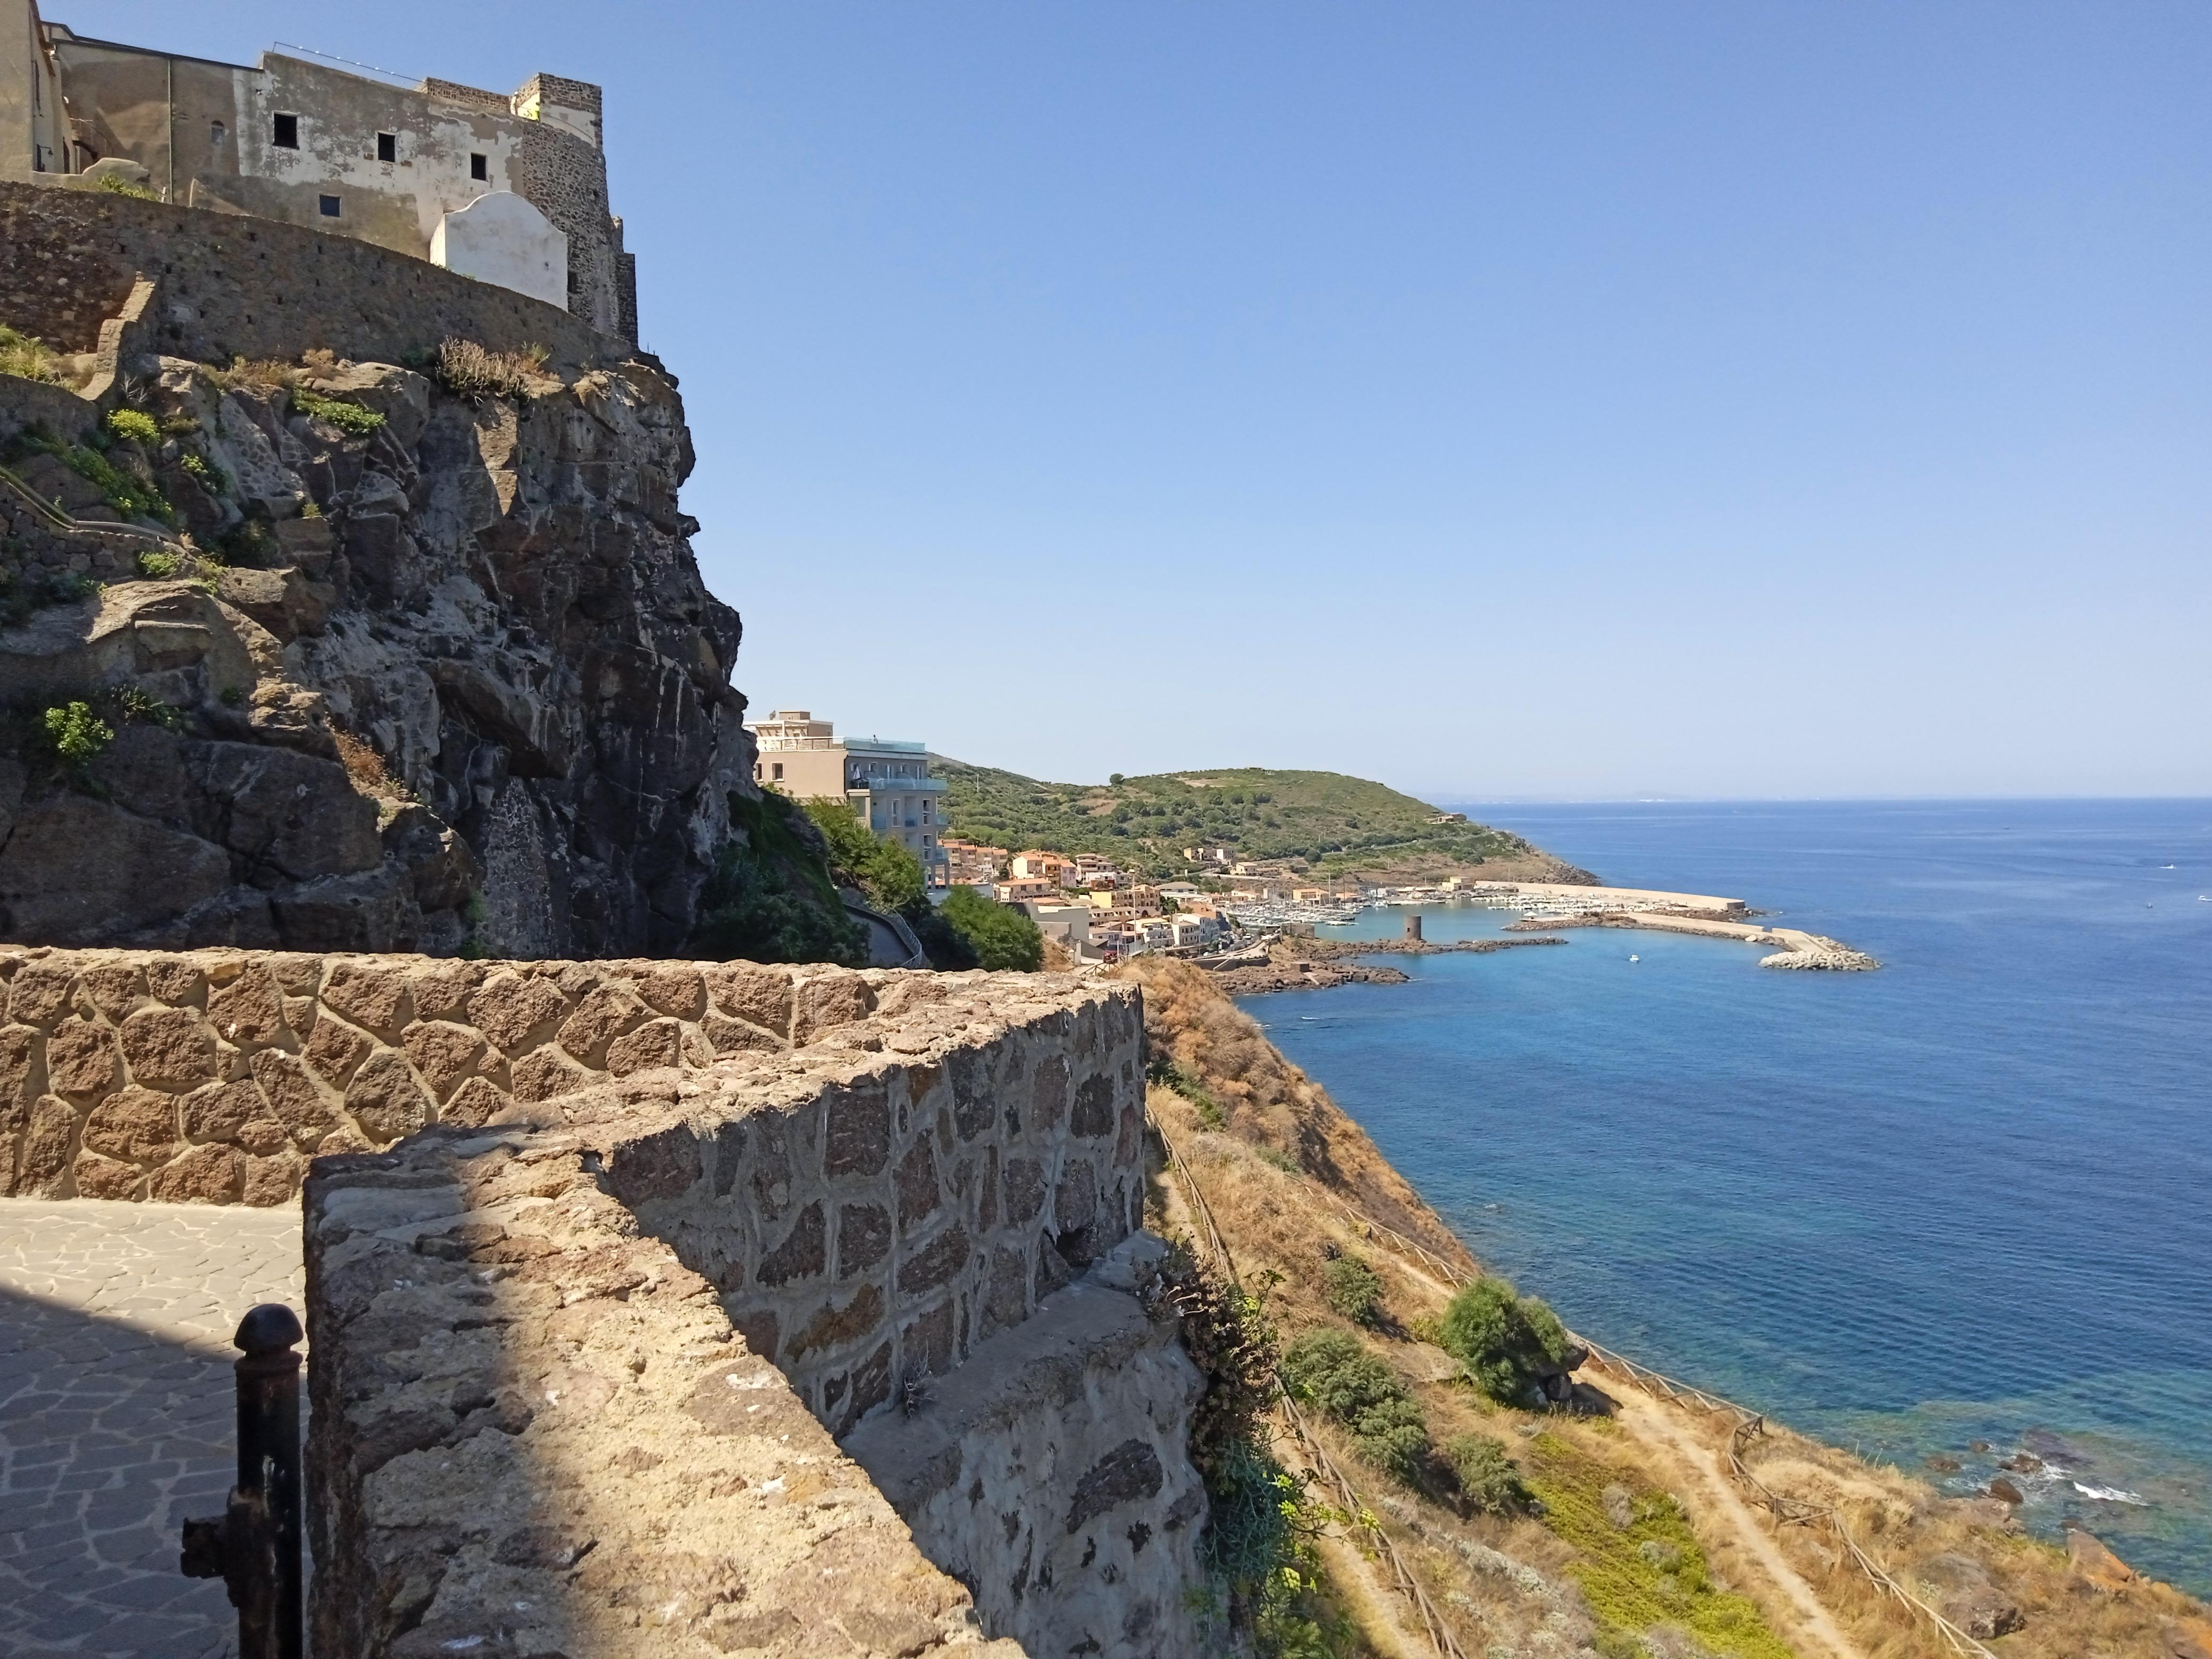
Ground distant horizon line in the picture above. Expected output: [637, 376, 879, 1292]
[1426, 793, 2212, 806]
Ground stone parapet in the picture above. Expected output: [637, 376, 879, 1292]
[0, 948, 1132, 1213]
[301, 968, 1184, 1657]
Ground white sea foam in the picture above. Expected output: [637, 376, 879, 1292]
[2073, 1481, 2149, 1505]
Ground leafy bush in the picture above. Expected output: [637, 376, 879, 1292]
[799, 797, 927, 912]
[43, 702, 113, 766]
[291, 389, 385, 434]
[136, 550, 180, 578]
[1438, 1278, 1574, 1404]
[689, 791, 867, 966]
[1321, 1254, 1384, 1327]
[91, 172, 158, 200]
[1280, 1329, 1431, 1486]
[938, 884, 1044, 971]
[1445, 1432, 1530, 1514]
[0, 323, 61, 384]
[104, 408, 160, 446]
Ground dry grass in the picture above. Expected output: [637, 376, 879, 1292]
[0, 323, 63, 384]
[330, 730, 410, 805]
[1130, 958, 2208, 1659]
[432, 337, 555, 402]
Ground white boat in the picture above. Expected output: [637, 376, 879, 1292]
[1628, 953, 1639, 962]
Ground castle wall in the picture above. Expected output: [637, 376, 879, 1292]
[28, 32, 631, 337]
[0, 180, 613, 367]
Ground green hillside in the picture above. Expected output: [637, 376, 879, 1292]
[934, 761, 1559, 882]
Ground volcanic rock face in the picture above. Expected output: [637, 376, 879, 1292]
[0, 350, 751, 958]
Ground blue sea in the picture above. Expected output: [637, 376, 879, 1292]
[1237, 800, 2212, 1592]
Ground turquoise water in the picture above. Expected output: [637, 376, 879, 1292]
[1237, 800, 2212, 1591]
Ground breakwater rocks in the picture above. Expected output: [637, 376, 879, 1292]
[1757, 941, 1880, 971]
[1207, 934, 1566, 995]
[1506, 910, 1880, 970]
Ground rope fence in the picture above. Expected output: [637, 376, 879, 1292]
[1150, 1116, 1472, 1659]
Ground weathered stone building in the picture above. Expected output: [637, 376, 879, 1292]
[0, 0, 635, 339]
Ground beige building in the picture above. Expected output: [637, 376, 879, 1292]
[1, 2, 635, 337]
[748, 710, 950, 883]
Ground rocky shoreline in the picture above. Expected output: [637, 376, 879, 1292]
[1205, 934, 1567, 995]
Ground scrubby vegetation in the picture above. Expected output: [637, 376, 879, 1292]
[936, 884, 1043, 971]
[3, 429, 173, 524]
[1159, 1250, 1362, 1656]
[1280, 1329, 1432, 1487]
[430, 337, 551, 401]
[1321, 1253, 1385, 1327]
[939, 757, 1555, 881]
[0, 323, 63, 384]
[1523, 1436, 1793, 1659]
[90, 171, 158, 200]
[1444, 1431, 1530, 1515]
[290, 388, 385, 434]
[1147, 1053, 1227, 1129]
[689, 790, 867, 966]
[1437, 1277, 1574, 1404]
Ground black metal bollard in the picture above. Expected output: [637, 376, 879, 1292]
[180, 1303, 304, 1659]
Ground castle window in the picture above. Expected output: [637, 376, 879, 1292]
[376, 132, 397, 163]
[470, 152, 488, 181]
[319, 194, 341, 217]
[272, 113, 298, 148]
[210, 121, 226, 147]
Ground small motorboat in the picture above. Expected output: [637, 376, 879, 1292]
[1628, 953, 1640, 963]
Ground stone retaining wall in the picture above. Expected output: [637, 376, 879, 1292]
[0, 181, 616, 371]
[0, 948, 1043, 1209]
[302, 968, 1190, 1657]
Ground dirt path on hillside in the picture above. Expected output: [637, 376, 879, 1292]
[1608, 1389, 1870, 1659]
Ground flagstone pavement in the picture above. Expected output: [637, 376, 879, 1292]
[0, 1201, 305, 1659]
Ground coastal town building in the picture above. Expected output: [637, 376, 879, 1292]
[1009, 850, 1077, 887]
[939, 839, 1008, 886]
[0, 2, 636, 336]
[747, 709, 950, 884]
[1021, 900, 1093, 958]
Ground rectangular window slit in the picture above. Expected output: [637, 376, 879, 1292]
[470, 153, 488, 181]
[376, 132, 397, 163]
[272, 113, 298, 148]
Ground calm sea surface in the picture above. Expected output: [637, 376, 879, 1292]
[1237, 800, 2212, 1591]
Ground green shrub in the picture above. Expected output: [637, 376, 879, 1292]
[689, 790, 867, 966]
[1280, 1329, 1431, 1486]
[136, 549, 180, 578]
[91, 172, 158, 200]
[111, 687, 182, 730]
[938, 884, 1044, 971]
[290, 389, 385, 434]
[13, 434, 174, 524]
[799, 797, 926, 912]
[104, 408, 160, 445]
[1321, 1254, 1384, 1327]
[43, 702, 113, 766]
[1438, 1277, 1574, 1404]
[1445, 1432, 1530, 1514]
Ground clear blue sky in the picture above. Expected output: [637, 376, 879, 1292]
[80, 3, 2212, 799]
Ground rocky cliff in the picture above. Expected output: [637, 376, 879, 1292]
[1, 281, 753, 959]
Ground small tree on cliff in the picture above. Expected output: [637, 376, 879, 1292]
[1437, 1278, 1573, 1405]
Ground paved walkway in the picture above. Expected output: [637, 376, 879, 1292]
[0, 1201, 304, 1659]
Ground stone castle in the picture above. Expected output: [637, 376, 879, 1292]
[0, 13, 1214, 1656]
[1, 2, 635, 340]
